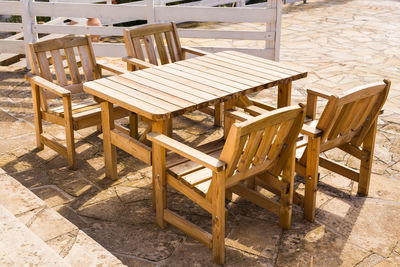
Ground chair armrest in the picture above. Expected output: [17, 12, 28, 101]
[307, 88, 331, 100]
[122, 56, 156, 70]
[97, 61, 129, 75]
[181, 46, 209, 56]
[25, 73, 70, 97]
[147, 132, 226, 172]
[300, 124, 322, 138]
[225, 109, 254, 122]
[247, 97, 276, 111]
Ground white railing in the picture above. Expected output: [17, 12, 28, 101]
[0, 0, 282, 66]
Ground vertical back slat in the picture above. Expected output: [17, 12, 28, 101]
[154, 32, 169, 65]
[237, 129, 264, 172]
[64, 47, 81, 84]
[351, 94, 379, 131]
[171, 22, 183, 60]
[328, 102, 354, 140]
[219, 125, 247, 177]
[77, 45, 95, 81]
[124, 29, 135, 57]
[267, 119, 294, 160]
[253, 124, 279, 165]
[50, 49, 68, 86]
[37, 51, 53, 82]
[165, 31, 177, 62]
[132, 38, 146, 61]
[346, 96, 370, 131]
[316, 96, 340, 142]
[144, 36, 158, 65]
[85, 36, 101, 79]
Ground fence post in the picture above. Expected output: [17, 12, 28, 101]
[146, 0, 155, 24]
[21, 0, 37, 68]
[274, 0, 282, 61]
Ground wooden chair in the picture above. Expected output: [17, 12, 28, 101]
[147, 105, 306, 264]
[295, 80, 391, 222]
[25, 35, 133, 170]
[123, 22, 222, 127]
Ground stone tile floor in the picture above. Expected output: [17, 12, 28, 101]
[1, 0, 400, 265]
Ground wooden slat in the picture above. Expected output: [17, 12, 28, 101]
[77, 45, 94, 81]
[121, 73, 207, 104]
[100, 78, 182, 112]
[37, 51, 53, 82]
[181, 168, 213, 187]
[238, 129, 264, 172]
[84, 81, 169, 120]
[50, 49, 68, 86]
[268, 120, 294, 160]
[220, 51, 301, 76]
[253, 124, 279, 165]
[164, 209, 212, 248]
[167, 173, 212, 213]
[154, 32, 169, 65]
[231, 184, 280, 215]
[110, 129, 151, 165]
[143, 67, 228, 97]
[164, 31, 178, 63]
[319, 157, 359, 182]
[206, 53, 291, 80]
[131, 71, 218, 100]
[172, 61, 251, 90]
[128, 23, 173, 38]
[109, 75, 194, 108]
[32, 36, 88, 53]
[189, 57, 270, 84]
[226, 50, 308, 74]
[40, 133, 67, 158]
[144, 36, 158, 65]
[179, 60, 261, 88]
[64, 47, 81, 84]
[194, 55, 281, 82]
[132, 38, 146, 61]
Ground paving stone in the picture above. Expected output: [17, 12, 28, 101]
[275, 215, 370, 267]
[83, 220, 184, 262]
[31, 186, 73, 208]
[317, 198, 400, 257]
[0, 173, 45, 215]
[64, 230, 125, 266]
[17, 207, 77, 242]
[0, 205, 70, 266]
[225, 216, 281, 259]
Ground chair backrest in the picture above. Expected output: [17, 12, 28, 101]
[123, 22, 183, 66]
[27, 36, 100, 106]
[220, 105, 306, 182]
[316, 80, 390, 147]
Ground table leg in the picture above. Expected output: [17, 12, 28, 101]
[101, 101, 118, 180]
[224, 99, 235, 139]
[278, 82, 292, 108]
[151, 119, 168, 228]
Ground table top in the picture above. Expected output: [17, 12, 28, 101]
[83, 51, 307, 120]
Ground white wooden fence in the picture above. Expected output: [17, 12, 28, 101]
[0, 0, 282, 66]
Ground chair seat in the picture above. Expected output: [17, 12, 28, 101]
[49, 100, 124, 121]
[166, 138, 225, 195]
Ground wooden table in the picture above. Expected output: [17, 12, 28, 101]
[83, 50, 307, 180]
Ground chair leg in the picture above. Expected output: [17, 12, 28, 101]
[152, 120, 168, 228]
[212, 171, 225, 264]
[63, 97, 76, 170]
[31, 84, 44, 150]
[213, 103, 222, 127]
[358, 121, 377, 195]
[304, 137, 320, 222]
[129, 112, 138, 139]
[279, 147, 295, 229]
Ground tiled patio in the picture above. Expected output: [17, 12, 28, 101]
[0, 0, 399, 265]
